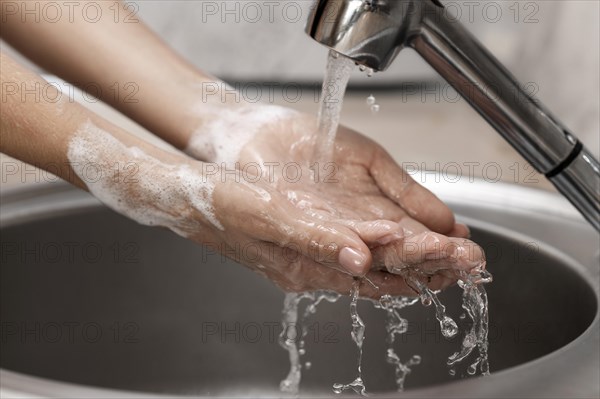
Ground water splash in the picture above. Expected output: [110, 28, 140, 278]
[279, 272, 492, 394]
[447, 270, 492, 376]
[333, 278, 367, 396]
[386, 352, 422, 391]
[407, 276, 459, 339]
[374, 295, 420, 391]
[277, 47, 494, 394]
[358, 64, 375, 77]
[304, 290, 342, 318]
[374, 295, 418, 341]
[278, 291, 342, 394]
[278, 292, 306, 394]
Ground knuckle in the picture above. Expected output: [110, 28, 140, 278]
[306, 233, 339, 265]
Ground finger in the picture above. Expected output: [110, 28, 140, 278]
[278, 265, 450, 300]
[219, 182, 373, 276]
[287, 217, 373, 276]
[240, 191, 372, 276]
[340, 219, 404, 246]
[251, 242, 431, 299]
[361, 270, 456, 298]
[262, 246, 457, 300]
[372, 231, 486, 276]
[448, 223, 471, 238]
[326, 271, 456, 299]
[369, 148, 455, 234]
[344, 219, 478, 274]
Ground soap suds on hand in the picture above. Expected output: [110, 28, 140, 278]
[67, 119, 224, 232]
[185, 104, 298, 165]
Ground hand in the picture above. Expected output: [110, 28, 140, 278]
[0, 5, 486, 299]
[182, 104, 486, 298]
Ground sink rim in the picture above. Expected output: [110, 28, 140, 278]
[1, 180, 598, 398]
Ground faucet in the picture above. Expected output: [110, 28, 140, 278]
[306, 0, 600, 232]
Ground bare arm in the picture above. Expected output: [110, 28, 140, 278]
[2, 53, 427, 297]
[1, 0, 219, 151]
[1, 52, 116, 188]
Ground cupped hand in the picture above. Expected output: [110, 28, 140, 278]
[183, 104, 486, 298]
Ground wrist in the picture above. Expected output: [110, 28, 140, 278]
[67, 118, 222, 234]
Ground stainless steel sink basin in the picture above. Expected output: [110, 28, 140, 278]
[1, 180, 598, 398]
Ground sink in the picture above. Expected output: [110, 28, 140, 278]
[0, 179, 598, 398]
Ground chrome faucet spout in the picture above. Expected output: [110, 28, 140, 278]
[306, 0, 600, 231]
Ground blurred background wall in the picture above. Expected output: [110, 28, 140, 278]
[130, 0, 599, 155]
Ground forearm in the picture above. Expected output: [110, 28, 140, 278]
[0, 0, 230, 151]
[0, 52, 188, 190]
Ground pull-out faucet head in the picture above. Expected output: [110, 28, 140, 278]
[306, 0, 436, 71]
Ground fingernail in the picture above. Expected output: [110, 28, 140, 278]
[462, 224, 472, 239]
[339, 247, 368, 275]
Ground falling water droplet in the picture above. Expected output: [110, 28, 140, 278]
[366, 68, 374, 77]
[278, 293, 305, 394]
[467, 361, 479, 375]
[449, 368, 456, 376]
[333, 279, 368, 396]
[371, 104, 380, 114]
[299, 348, 306, 355]
[420, 295, 432, 307]
[366, 94, 376, 106]
[305, 361, 312, 370]
[441, 316, 459, 338]
[359, 65, 366, 72]
[379, 294, 393, 309]
[410, 355, 422, 365]
[332, 383, 343, 394]
[474, 269, 493, 284]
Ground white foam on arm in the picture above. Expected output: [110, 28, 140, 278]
[67, 120, 224, 233]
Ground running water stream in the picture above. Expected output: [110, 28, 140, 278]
[279, 291, 341, 394]
[332, 278, 367, 395]
[312, 51, 355, 165]
[278, 50, 492, 395]
[448, 271, 493, 377]
[375, 295, 421, 391]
